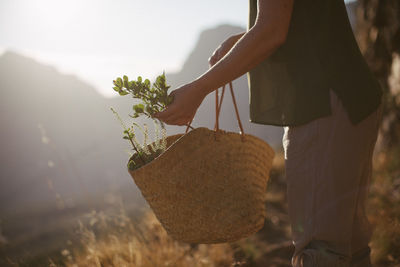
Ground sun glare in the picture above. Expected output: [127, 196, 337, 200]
[24, 0, 86, 27]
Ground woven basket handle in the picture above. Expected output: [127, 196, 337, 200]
[185, 82, 245, 142]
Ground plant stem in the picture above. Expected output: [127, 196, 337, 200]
[155, 103, 164, 109]
[110, 107, 147, 165]
[128, 136, 146, 165]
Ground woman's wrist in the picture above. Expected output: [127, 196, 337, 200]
[191, 76, 212, 99]
[232, 32, 246, 42]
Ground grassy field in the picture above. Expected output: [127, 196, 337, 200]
[1, 148, 399, 266]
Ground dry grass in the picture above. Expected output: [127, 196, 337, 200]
[59, 208, 237, 267]
[369, 146, 400, 266]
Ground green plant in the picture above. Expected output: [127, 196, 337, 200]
[110, 73, 172, 170]
[112, 73, 173, 119]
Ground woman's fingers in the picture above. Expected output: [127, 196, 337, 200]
[154, 82, 205, 126]
[157, 105, 193, 125]
[208, 49, 220, 67]
[154, 106, 174, 121]
[154, 103, 187, 125]
[154, 90, 178, 119]
[160, 113, 191, 126]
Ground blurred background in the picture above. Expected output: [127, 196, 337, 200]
[1, 0, 399, 266]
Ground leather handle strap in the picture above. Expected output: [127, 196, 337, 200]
[186, 82, 245, 142]
[228, 82, 245, 141]
[214, 84, 225, 132]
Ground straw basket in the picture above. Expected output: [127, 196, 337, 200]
[128, 83, 275, 244]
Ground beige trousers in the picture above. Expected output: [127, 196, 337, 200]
[283, 90, 381, 267]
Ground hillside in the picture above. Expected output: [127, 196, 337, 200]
[0, 51, 143, 214]
[0, 51, 145, 263]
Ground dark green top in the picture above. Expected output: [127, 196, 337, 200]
[247, 0, 382, 126]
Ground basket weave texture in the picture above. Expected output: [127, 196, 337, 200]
[128, 127, 275, 244]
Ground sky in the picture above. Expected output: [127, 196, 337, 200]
[0, 0, 356, 97]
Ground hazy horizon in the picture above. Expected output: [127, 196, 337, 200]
[0, 0, 250, 98]
[0, 0, 357, 98]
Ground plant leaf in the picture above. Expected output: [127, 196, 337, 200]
[116, 77, 123, 87]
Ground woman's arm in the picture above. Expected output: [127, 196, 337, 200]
[208, 32, 245, 67]
[155, 0, 294, 126]
[198, 0, 293, 95]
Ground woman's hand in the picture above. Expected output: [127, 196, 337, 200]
[154, 33, 244, 126]
[153, 81, 206, 126]
[208, 33, 245, 67]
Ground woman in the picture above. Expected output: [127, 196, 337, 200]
[155, 0, 382, 266]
